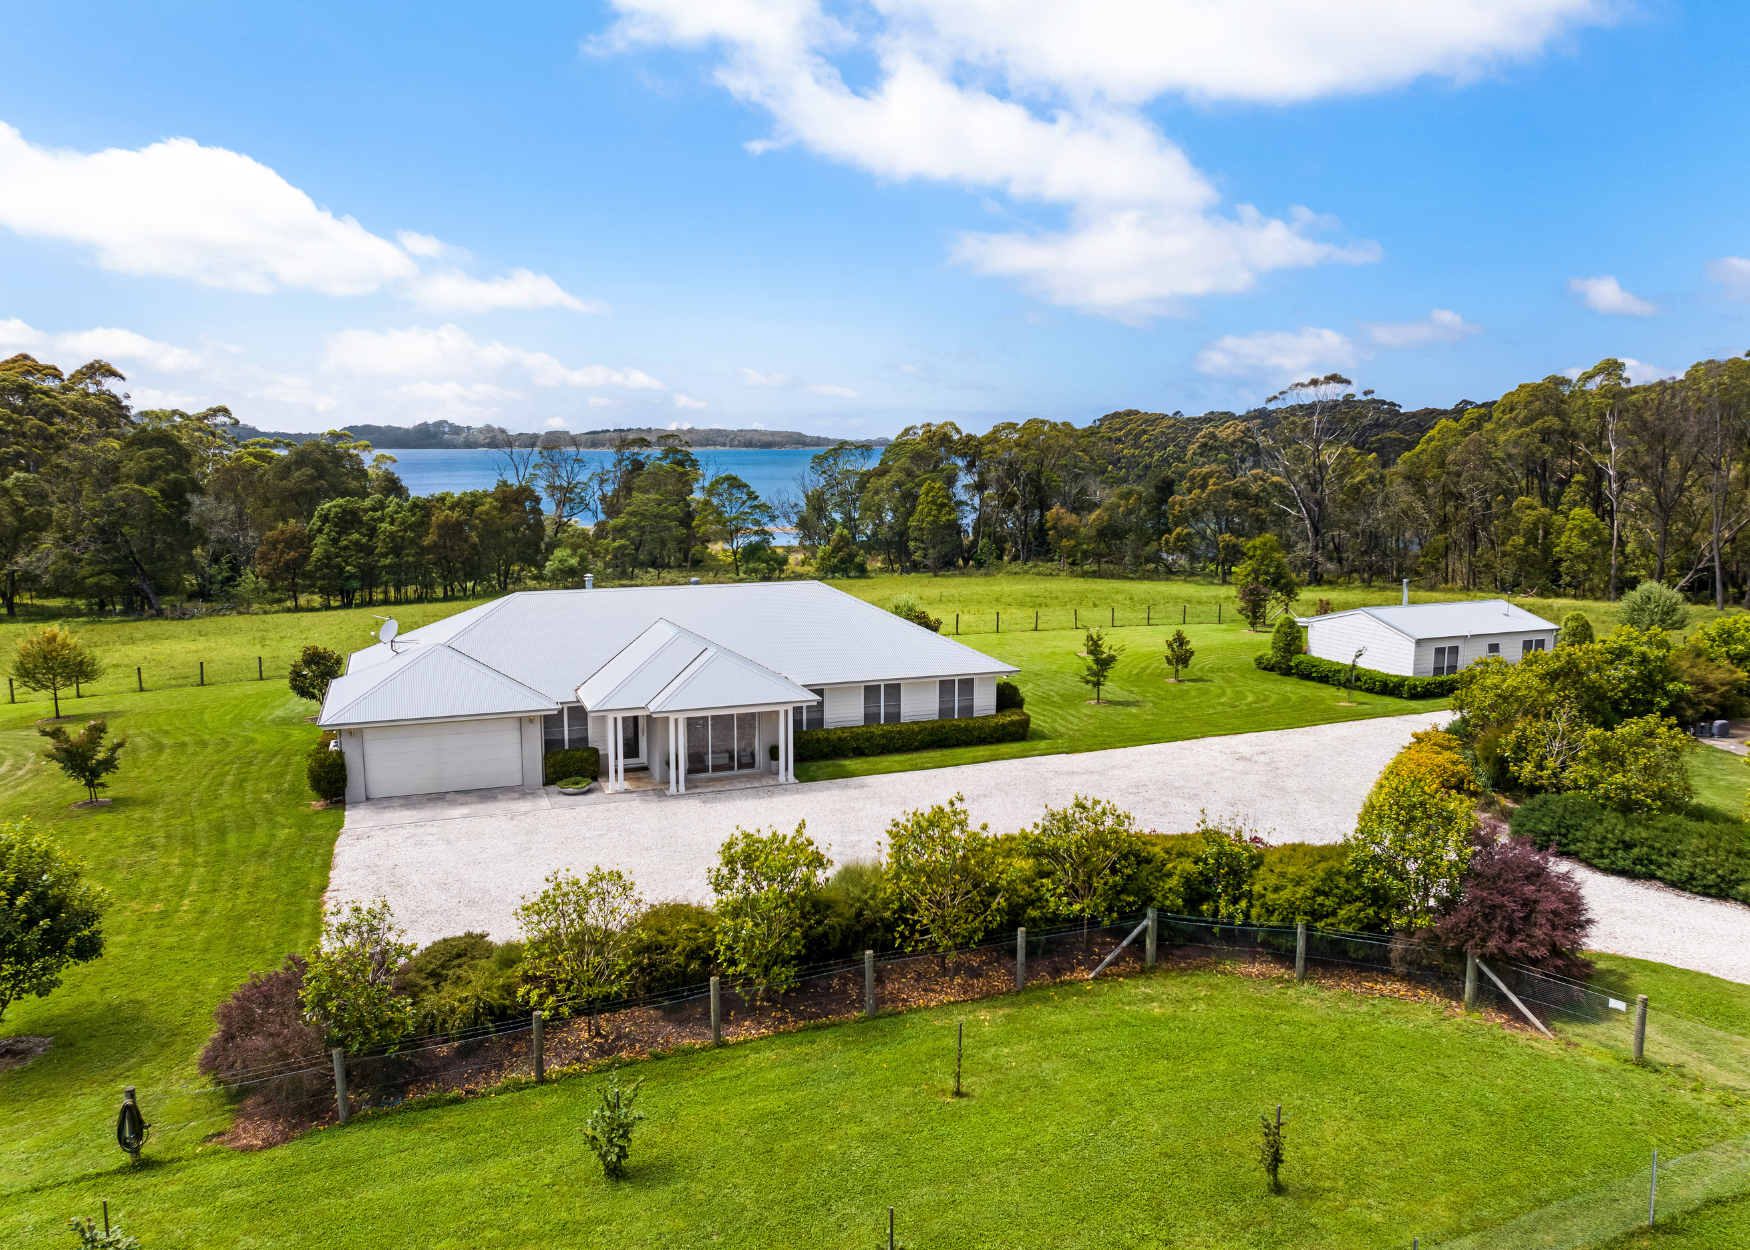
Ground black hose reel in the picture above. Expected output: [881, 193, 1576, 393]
[116, 1086, 148, 1162]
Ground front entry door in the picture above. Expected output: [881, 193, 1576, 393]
[621, 715, 644, 766]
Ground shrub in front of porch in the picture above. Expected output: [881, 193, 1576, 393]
[544, 747, 601, 786]
[793, 708, 1030, 762]
[307, 742, 346, 802]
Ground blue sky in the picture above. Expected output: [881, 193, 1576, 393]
[1, 1, 1746, 438]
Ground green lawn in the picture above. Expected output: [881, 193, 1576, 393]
[1600, 1192, 1750, 1248]
[6, 966, 1748, 1249]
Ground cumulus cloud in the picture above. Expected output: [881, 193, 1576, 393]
[1362, 308, 1484, 348]
[0, 317, 203, 371]
[805, 383, 858, 397]
[1570, 275, 1658, 316]
[674, 393, 708, 409]
[1706, 256, 1750, 300]
[322, 324, 664, 389]
[543, 416, 571, 429]
[740, 367, 786, 386]
[406, 268, 599, 313]
[601, 0, 1602, 318]
[1194, 327, 1359, 378]
[396, 230, 451, 259]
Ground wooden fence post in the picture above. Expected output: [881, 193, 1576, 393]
[136, 667, 143, 692]
[1015, 927, 1027, 990]
[996, 612, 1000, 633]
[332, 1048, 349, 1124]
[1295, 922, 1306, 982]
[6, 677, 12, 703]
[1034, 610, 1038, 631]
[532, 1011, 544, 1083]
[1464, 954, 1477, 1011]
[956, 613, 959, 634]
[1145, 908, 1157, 969]
[199, 662, 205, 687]
[258, 656, 264, 680]
[864, 951, 876, 1017]
[1182, 604, 1186, 624]
[711, 976, 722, 1045]
[1110, 606, 1114, 626]
[1634, 994, 1648, 1062]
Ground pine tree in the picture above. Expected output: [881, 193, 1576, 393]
[1080, 629, 1122, 703]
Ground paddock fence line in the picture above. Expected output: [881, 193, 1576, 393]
[4, 654, 311, 710]
[10, 911, 1749, 1229]
[928, 604, 1243, 636]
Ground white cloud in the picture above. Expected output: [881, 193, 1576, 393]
[406, 268, 599, 313]
[543, 416, 571, 429]
[1561, 357, 1676, 385]
[396, 230, 450, 258]
[0, 317, 203, 371]
[674, 393, 708, 409]
[1706, 256, 1750, 299]
[587, 396, 618, 406]
[1570, 275, 1657, 316]
[1362, 308, 1484, 348]
[0, 123, 416, 295]
[667, 420, 695, 430]
[602, 1, 1603, 319]
[1194, 327, 1359, 378]
[739, 366, 787, 386]
[127, 387, 213, 411]
[805, 383, 858, 397]
[322, 324, 664, 389]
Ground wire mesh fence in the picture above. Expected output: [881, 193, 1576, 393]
[3, 654, 306, 711]
[930, 604, 1241, 636]
[12, 911, 1750, 1241]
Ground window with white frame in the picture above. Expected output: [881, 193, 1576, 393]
[1487, 642, 1500, 655]
[937, 678, 975, 719]
[1522, 638, 1547, 655]
[543, 704, 589, 750]
[791, 688, 825, 733]
[863, 683, 900, 724]
[1432, 645, 1460, 677]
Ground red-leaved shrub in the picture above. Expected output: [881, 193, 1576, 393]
[1437, 834, 1594, 979]
[198, 954, 327, 1103]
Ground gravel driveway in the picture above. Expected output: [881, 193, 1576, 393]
[325, 709, 1750, 984]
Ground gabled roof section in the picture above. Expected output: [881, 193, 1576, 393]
[319, 642, 554, 728]
[1299, 599, 1558, 641]
[577, 619, 816, 714]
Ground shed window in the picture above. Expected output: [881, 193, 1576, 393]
[1433, 646, 1460, 677]
[792, 687, 825, 734]
[1522, 638, 1547, 655]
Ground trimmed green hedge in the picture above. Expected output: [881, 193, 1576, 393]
[307, 744, 347, 802]
[1254, 652, 1459, 699]
[794, 708, 1031, 762]
[1510, 792, 1750, 903]
[996, 680, 1025, 711]
[544, 747, 601, 786]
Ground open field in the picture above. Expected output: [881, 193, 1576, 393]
[6, 964, 1750, 1249]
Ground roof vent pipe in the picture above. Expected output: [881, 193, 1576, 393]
[1402, 578, 1409, 606]
[584, 574, 594, 590]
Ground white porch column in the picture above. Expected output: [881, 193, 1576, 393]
[667, 716, 678, 795]
[678, 716, 688, 793]
[606, 715, 616, 792]
[782, 705, 794, 783]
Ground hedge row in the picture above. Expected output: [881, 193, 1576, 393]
[794, 708, 1031, 762]
[1254, 653, 1460, 699]
[544, 747, 602, 785]
[1510, 792, 1750, 904]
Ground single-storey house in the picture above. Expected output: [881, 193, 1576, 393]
[1297, 599, 1559, 677]
[318, 581, 1017, 802]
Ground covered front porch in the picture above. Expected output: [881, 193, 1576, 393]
[578, 617, 817, 796]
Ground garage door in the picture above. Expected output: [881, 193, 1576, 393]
[362, 719, 524, 799]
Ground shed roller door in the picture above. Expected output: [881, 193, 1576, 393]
[363, 719, 523, 799]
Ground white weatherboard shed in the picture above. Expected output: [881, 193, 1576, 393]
[318, 581, 1017, 803]
[1298, 599, 1559, 677]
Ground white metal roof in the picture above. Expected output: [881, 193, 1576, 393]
[321, 581, 1014, 729]
[1299, 598, 1558, 641]
[319, 641, 552, 728]
[575, 619, 816, 714]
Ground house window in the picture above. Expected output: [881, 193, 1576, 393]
[938, 679, 956, 720]
[864, 683, 900, 724]
[1522, 638, 1547, 655]
[688, 712, 760, 775]
[1487, 642, 1500, 656]
[792, 687, 825, 734]
[544, 704, 589, 749]
[1433, 645, 1460, 677]
[958, 677, 973, 718]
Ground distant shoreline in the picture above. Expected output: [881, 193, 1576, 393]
[233, 422, 889, 451]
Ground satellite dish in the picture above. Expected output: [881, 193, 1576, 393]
[373, 616, 399, 648]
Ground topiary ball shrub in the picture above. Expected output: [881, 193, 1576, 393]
[1557, 611, 1595, 647]
[307, 743, 346, 802]
[996, 680, 1024, 711]
[199, 954, 327, 1102]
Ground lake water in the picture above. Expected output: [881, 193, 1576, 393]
[380, 446, 820, 507]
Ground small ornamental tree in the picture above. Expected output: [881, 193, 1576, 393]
[1267, 616, 1301, 669]
[514, 867, 643, 1030]
[1616, 581, 1689, 632]
[1080, 629, 1122, 703]
[1347, 772, 1476, 933]
[0, 818, 111, 1023]
[1164, 629, 1196, 682]
[198, 954, 327, 1102]
[299, 898, 417, 1053]
[38, 720, 126, 803]
[1025, 795, 1142, 946]
[288, 645, 345, 704]
[708, 822, 831, 1002]
[881, 795, 1006, 960]
[1236, 582, 1270, 630]
[582, 1072, 645, 1179]
[1436, 834, 1594, 978]
[1557, 611, 1595, 648]
[10, 625, 103, 719]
